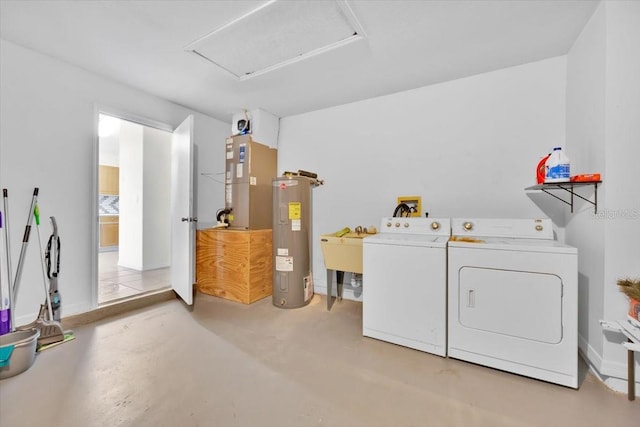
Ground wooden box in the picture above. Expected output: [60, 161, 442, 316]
[196, 228, 272, 304]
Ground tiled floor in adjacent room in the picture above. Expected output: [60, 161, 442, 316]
[98, 251, 170, 304]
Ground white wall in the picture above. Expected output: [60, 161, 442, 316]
[99, 129, 120, 167]
[278, 56, 567, 298]
[603, 0, 640, 343]
[566, 0, 640, 394]
[0, 39, 229, 323]
[143, 126, 172, 270]
[118, 122, 172, 271]
[565, 0, 607, 374]
[118, 121, 144, 270]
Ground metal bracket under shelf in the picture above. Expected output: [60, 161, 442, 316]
[525, 181, 601, 214]
[599, 318, 640, 401]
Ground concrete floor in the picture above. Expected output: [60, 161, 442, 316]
[0, 293, 637, 427]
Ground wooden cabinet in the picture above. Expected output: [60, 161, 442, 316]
[99, 215, 119, 247]
[99, 165, 119, 195]
[196, 229, 272, 304]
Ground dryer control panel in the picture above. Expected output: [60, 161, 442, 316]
[451, 218, 553, 239]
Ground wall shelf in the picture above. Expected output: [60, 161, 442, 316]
[525, 181, 602, 213]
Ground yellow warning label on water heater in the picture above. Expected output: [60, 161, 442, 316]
[288, 202, 301, 220]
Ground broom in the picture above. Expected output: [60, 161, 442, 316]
[617, 278, 640, 301]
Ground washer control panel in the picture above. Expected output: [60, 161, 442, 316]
[380, 217, 450, 236]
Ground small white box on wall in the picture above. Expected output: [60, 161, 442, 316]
[231, 108, 280, 149]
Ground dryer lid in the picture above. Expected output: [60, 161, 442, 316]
[448, 236, 577, 254]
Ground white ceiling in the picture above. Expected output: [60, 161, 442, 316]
[0, 0, 598, 123]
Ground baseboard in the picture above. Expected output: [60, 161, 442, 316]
[579, 333, 604, 372]
[142, 262, 170, 271]
[61, 288, 176, 330]
[579, 332, 639, 397]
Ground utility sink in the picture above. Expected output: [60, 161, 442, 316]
[320, 233, 372, 311]
[320, 234, 368, 274]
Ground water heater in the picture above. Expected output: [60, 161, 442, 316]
[272, 176, 317, 308]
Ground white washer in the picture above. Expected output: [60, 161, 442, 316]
[363, 217, 451, 356]
[447, 218, 578, 388]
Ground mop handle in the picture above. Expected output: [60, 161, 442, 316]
[12, 188, 39, 304]
[0, 211, 5, 333]
[34, 203, 55, 321]
[0, 211, 3, 309]
[3, 188, 15, 331]
[47, 216, 60, 278]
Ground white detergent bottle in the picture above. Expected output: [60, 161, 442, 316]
[545, 146, 570, 183]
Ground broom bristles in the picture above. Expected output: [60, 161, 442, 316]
[617, 278, 640, 301]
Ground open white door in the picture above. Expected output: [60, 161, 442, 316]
[170, 115, 195, 305]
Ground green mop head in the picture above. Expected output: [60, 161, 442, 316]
[37, 331, 75, 352]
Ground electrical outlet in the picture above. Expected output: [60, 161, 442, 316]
[396, 196, 422, 217]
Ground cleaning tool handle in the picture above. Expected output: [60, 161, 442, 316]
[34, 207, 55, 322]
[22, 225, 31, 243]
[0, 212, 2, 293]
[2, 188, 14, 332]
[13, 187, 38, 303]
[0, 211, 3, 310]
[50, 216, 58, 236]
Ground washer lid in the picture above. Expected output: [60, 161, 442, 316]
[365, 233, 449, 247]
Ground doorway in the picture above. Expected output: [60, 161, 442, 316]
[97, 113, 172, 304]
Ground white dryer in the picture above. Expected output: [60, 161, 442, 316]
[363, 217, 451, 356]
[447, 218, 578, 388]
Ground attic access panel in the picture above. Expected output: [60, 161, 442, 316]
[185, 0, 365, 80]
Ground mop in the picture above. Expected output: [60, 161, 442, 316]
[36, 215, 75, 352]
[33, 203, 65, 346]
[14, 189, 65, 347]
